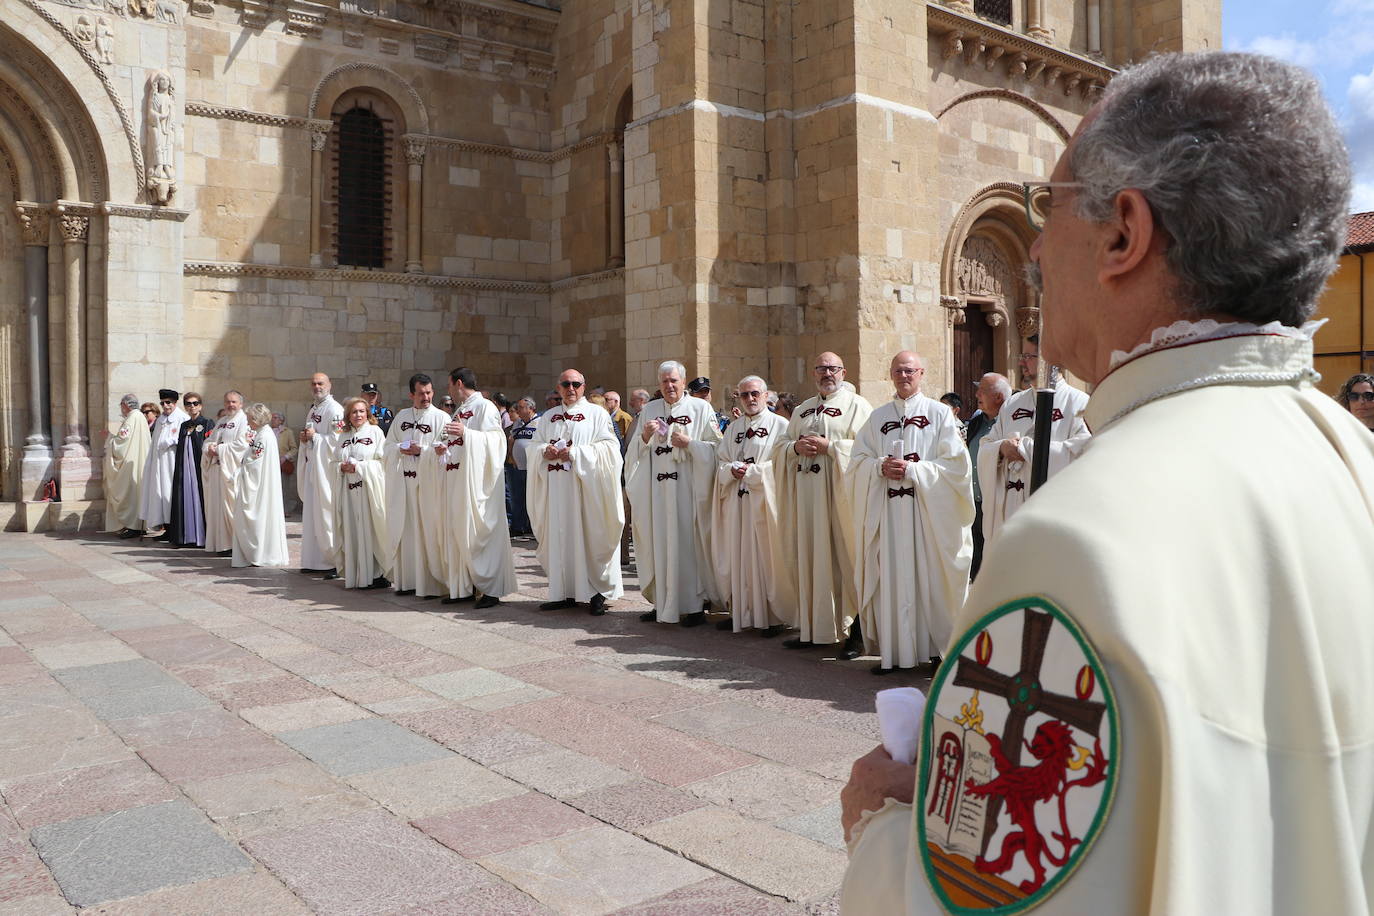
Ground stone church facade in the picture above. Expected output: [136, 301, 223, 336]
[0, 0, 1217, 528]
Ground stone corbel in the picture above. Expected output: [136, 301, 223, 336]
[1044, 65, 1063, 89]
[963, 38, 985, 66]
[1008, 52, 1029, 80]
[942, 31, 964, 60]
[1085, 80, 1105, 101]
[1026, 59, 1047, 81]
[940, 295, 966, 326]
[284, 0, 327, 36]
[983, 45, 1006, 71]
[15, 205, 50, 246]
[1063, 73, 1082, 96]
[985, 310, 1005, 328]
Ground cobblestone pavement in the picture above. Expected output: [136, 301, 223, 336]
[0, 525, 931, 915]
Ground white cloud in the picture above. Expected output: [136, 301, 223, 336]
[1241, 34, 1320, 67]
[1345, 65, 1374, 212]
[1352, 180, 1374, 213]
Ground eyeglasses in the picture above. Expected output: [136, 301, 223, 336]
[1349, 391, 1374, 403]
[160, 399, 175, 405]
[814, 365, 844, 375]
[559, 381, 583, 389]
[185, 400, 202, 407]
[892, 368, 923, 377]
[1017, 352, 1039, 362]
[1022, 181, 1084, 231]
[739, 390, 764, 398]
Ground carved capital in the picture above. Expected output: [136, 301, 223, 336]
[985, 310, 1005, 328]
[1015, 306, 1042, 339]
[607, 138, 622, 169]
[15, 206, 49, 246]
[403, 134, 428, 165]
[308, 119, 333, 151]
[60, 214, 89, 243]
[940, 294, 966, 326]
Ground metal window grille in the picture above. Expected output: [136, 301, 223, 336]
[974, 0, 1012, 25]
[333, 106, 392, 269]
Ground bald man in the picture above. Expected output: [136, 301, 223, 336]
[775, 352, 873, 656]
[527, 368, 625, 614]
[848, 351, 974, 674]
[299, 372, 344, 576]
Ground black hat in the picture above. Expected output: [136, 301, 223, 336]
[687, 377, 711, 393]
[361, 382, 379, 393]
[158, 388, 179, 402]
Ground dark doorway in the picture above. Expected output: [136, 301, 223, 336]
[953, 302, 995, 417]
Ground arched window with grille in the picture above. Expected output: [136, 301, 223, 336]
[333, 103, 393, 268]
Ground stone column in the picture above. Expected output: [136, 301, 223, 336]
[308, 119, 331, 268]
[17, 206, 53, 498]
[403, 135, 426, 274]
[59, 211, 89, 457]
[1087, 0, 1102, 55]
[1026, 0, 1051, 40]
[607, 138, 624, 268]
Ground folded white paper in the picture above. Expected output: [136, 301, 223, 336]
[875, 687, 926, 765]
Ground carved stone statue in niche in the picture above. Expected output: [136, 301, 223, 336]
[74, 14, 95, 44]
[95, 17, 114, 65]
[144, 69, 176, 204]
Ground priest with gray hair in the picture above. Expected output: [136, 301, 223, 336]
[105, 393, 151, 538]
[625, 359, 723, 626]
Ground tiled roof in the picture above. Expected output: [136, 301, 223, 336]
[1350, 211, 1374, 252]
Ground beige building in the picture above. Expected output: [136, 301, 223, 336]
[0, 0, 1218, 528]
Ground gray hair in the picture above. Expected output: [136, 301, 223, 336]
[119, 393, 139, 411]
[517, 397, 536, 409]
[738, 374, 767, 392]
[1071, 51, 1350, 326]
[245, 402, 272, 429]
[657, 360, 686, 380]
[980, 373, 1012, 403]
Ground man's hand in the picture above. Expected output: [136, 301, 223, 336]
[206, 442, 218, 457]
[811, 435, 831, 456]
[401, 444, 423, 456]
[840, 745, 916, 843]
[999, 433, 1023, 462]
[554, 446, 572, 462]
[543, 443, 561, 460]
[300, 427, 314, 442]
[444, 420, 465, 439]
[730, 407, 741, 420]
[881, 456, 907, 480]
[731, 464, 747, 480]
[340, 461, 356, 474]
[433, 443, 447, 456]
[669, 426, 690, 449]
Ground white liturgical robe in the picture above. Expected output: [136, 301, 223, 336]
[711, 410, 790, 631]
[430, 392, 517, 601]
[105, 410, 151, 532]
[625, 395, 723, 622]
[978, 380, 1090, 547]
[849, 394, 973, 669]
[231, 425, 288, 568]
[842, 328, 1374, 915]
[330, 423, 388, 589]
[202, 410, 249, 552]
[774, 388, 873, 644]
[384, 404, 450, 596]
[298, 394, 343, 570]
[139, 406, 187, 528]
[526, 398, 625, 602]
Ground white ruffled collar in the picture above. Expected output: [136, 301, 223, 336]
[1107, 318, 1324, 371]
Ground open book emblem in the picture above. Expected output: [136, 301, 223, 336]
[918, 597, 1119, 913]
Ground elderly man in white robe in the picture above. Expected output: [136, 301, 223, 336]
[298, 373, 344, 578]
[139, 389, 186, 538]
[528, 368, 624, 615]
[384, 373, 450, 597]
[775, 353, 872, 657]
[978, 337, 1091, 547]
[431, 367, 516, 609]
[202, 390, 250, 555]
[626, 360, 723, 627]
[840, 51, 1374, 916]
[232, 403, 288, 568]
[849, 351, 973, 675]
[105, 393, 151, 538]
[332, 396, 389, 590]
[710, 375, 790, 634]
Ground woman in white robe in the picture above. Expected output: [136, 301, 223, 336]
[231, 403, 289, 568]
[330, 397, 390, 589]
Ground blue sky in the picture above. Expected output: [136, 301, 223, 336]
[1224, 0, 1374, 212]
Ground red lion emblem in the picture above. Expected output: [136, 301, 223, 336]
[963, 720, 1108, 894]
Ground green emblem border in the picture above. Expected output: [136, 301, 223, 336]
[916, 595, 1121, 916]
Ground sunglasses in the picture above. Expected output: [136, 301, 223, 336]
[185, 400, 202, 407]
[559, 381, 583, 389]
[160, 399, 176, 405]
[1350, 391, 1374, 403]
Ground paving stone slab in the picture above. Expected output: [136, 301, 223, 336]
[565, 780, 710, 832]
[276, 718, 452, 777]
[610, 875, 799, 915]
[683, 762, 843, 822]
[51, 660, 181, 697]
[345, 755, 525, 819]
[1, 758, 177, 829]
[409, 668, 534, 702]
[28, 640, 142, 672]
[490, 748, 635, 800]
[104, 706, 257, 750]
[69, 869, 310, 916]
[138, 731, 300, 782]
[415, 792, 598, 858]
[774, 802, 846, 850]
[0, 734, 134, 782]
[237, 697, 372, 734]
[29, 801, 251, 907]
[241, 811, 495, 916]
[81, 684, 216, 722]
[479, 825, 710, 916]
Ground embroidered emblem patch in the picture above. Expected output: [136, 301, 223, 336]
[918, 597, 1118, 914]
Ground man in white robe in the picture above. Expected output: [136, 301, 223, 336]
[139, 389, 186, 537]
[384, 373, 450, 597]
[527, 368, 624, 615]
[710, 375, 790, 634]
[775, 353, 873, 656]
[105, 393, 151, 537]
[298, 373, 344, 577]
[625, 360, 723, 626]
[432, 367, 516, 609]
[849, 351, 973, 674]
[232, 403, 288, 568]
[840, 51, 1374, 915]
[202, 391, 250, 554]
[978, 342, 1091, 547]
